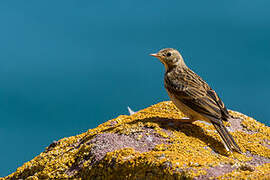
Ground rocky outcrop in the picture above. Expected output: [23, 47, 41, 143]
[3, 101, 270, 179]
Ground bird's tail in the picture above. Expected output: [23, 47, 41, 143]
[212, 122, 242, 153]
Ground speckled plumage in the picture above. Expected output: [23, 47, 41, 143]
[151, 48, 242, 153]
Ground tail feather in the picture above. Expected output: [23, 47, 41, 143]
[212, 122, 242, 153]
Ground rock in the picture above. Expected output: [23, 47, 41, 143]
[3, 101, 270, 180]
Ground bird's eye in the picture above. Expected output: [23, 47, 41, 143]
[166, 52, 171, 57]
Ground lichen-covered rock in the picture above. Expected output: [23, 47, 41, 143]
[3, 101, 270, 180]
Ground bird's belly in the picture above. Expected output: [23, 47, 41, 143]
[168, 92, 209, 122]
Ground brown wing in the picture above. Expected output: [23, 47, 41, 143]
[207, 88, 231, 120]
[165, 68, 230, 123]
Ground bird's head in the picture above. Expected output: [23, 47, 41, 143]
[150, 48, 186, 70]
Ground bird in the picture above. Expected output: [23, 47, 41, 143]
[150, 48, 242, 153]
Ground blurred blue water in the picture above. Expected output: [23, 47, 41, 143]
[0, 0, 269, 177]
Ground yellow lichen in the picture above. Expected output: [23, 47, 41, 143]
[3, 101, 270, 180]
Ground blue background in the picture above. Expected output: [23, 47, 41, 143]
[1, 0, 269, 177]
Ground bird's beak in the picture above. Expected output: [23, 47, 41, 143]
[150, 53, 159, 58]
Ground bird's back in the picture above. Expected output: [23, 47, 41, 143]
[164, 66, 231, 123]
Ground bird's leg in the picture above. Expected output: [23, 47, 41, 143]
[180, 117, 191, 122]
[179, 116, 196, 123]
[169, 116, 196, 128]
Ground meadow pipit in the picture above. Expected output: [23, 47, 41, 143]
[150, 48, 241, 153]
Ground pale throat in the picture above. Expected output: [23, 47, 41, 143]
[164, 58, 187, 71]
